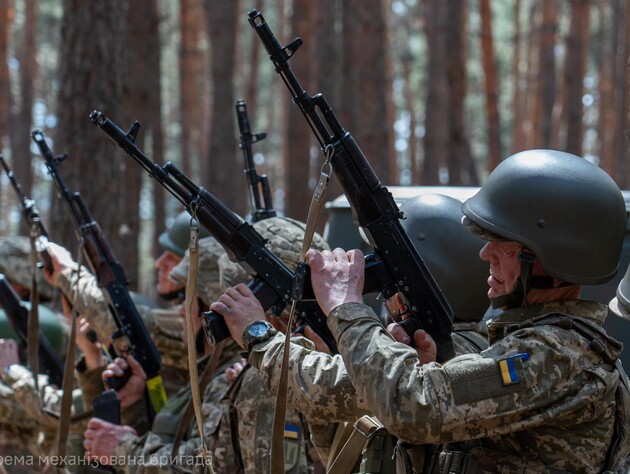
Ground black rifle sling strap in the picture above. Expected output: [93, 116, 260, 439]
[270, 154, 333, 472]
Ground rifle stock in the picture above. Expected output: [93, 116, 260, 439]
[0, 274, 64, 386]
[249, 9, 455, 362]
[31, 129, 167, 413]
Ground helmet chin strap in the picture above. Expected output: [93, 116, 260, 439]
[490, 250, 536, 309]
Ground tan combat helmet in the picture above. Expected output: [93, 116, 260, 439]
[0, 235, 55, 301]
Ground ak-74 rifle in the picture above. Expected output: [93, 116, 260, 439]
[30, 129, 167, 414]
[235, 99, 276, 222]
[0, 154, 53, 273]
[249, 9, 455, 362]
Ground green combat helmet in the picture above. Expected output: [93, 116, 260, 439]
[159, 211, 211, 257]
[399, 194, 488, 322]
[462, 149, 626, 308]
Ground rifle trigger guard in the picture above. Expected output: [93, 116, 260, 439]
[313, 162, 332, 202]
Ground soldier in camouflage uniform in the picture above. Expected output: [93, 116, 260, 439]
[0, 236, 105, 472]
[216, 194, 490, 472]
[42, 210, 210, 396]
[296, 150, 630, 472]
[208, 217, 330, 473]
[82, 234, 243, 472]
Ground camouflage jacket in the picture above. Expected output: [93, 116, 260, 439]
[57, 265, 188, 396]
[210, 363, 314, 473]
[112, 342, 242, 473]
[328, 300, 626, 472]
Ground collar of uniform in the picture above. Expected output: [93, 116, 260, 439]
[485, 299, 607, 343]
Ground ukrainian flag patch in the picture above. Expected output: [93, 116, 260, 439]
[284, 424, 299, 440]
[497, 352, 530, 386]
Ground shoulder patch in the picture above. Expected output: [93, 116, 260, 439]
[443, 353, 530, 405]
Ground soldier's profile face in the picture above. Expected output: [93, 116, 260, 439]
[479, 241, 523, 302]
[155, 250, 183, 295]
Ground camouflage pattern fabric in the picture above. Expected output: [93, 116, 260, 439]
[219, 217, 331, 292]
[56, 266, 189, 396]
[210, 364, 313, 473]
[168, 236, 225, 306]
[326, 300, 626, 472]
[112, 342, 243, 473]
[0, 235, 56, 300]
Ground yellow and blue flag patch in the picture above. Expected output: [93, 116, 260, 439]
[284, 424, 299, 440]
[497, 352, 530, 386]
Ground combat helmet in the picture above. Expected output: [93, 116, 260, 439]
[0, 235, 55, 301]
[159, 211, 211, 258]
[168, 236, 225, 305]
[400, 194, 488, 322]
[219, 216, 330, 292]
[462, 149, 626, 307]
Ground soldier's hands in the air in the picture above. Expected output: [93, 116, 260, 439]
[101, 355, 146, 408]
[43, 242, 76, 287]
[210, 283, 266, 348]
[83, 417, 137, 465]
[0, 339, 19, 370]
[386, 324, 437, 364]
[306, 248, 365, 316]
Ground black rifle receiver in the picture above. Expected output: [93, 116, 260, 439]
[0, 154, 53, 273]
[89, 111, 340, 353]
[248, 9, 455, 362]
[0, 274, 64, 386]
[30, 129, 167, 413]
[235, 99, 276, 222]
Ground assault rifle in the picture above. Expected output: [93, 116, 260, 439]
[235, 99, 276, 221]
[30, 129, 167, 413]
[0, 274, 64, 386]
[249, 9, 455, 362]
[0, 154, 53, 273]
[90, 111, 390, 353]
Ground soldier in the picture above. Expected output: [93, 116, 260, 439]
[208, 217, 330, 473]
[297, 149, 629, 472]
[43, 210, 210, 396]
[215, 194, 490, 472]
[82, 234, 243, 473]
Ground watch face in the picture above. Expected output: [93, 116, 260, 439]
[250, 321, 269, 337]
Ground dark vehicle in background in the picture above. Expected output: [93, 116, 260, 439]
[324, 186, 630, 368]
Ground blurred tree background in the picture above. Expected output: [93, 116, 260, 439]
[0, 0, 628, 298]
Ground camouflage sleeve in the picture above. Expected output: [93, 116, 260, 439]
[57, 264, 116, 343]
[143, 307, 188, 372]
[328, 303, 619, 445]
[112, 372, 234, 473]
[2, 364, 90, 433]
[121, 396, 152, 436]
[75, 355, 106, 410]
[0, 380, 37, 428]
[249, 333, 370, 422]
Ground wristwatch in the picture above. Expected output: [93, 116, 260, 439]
[242, 320, 278, 353]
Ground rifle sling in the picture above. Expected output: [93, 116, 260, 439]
[270, 156, 333, 472]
